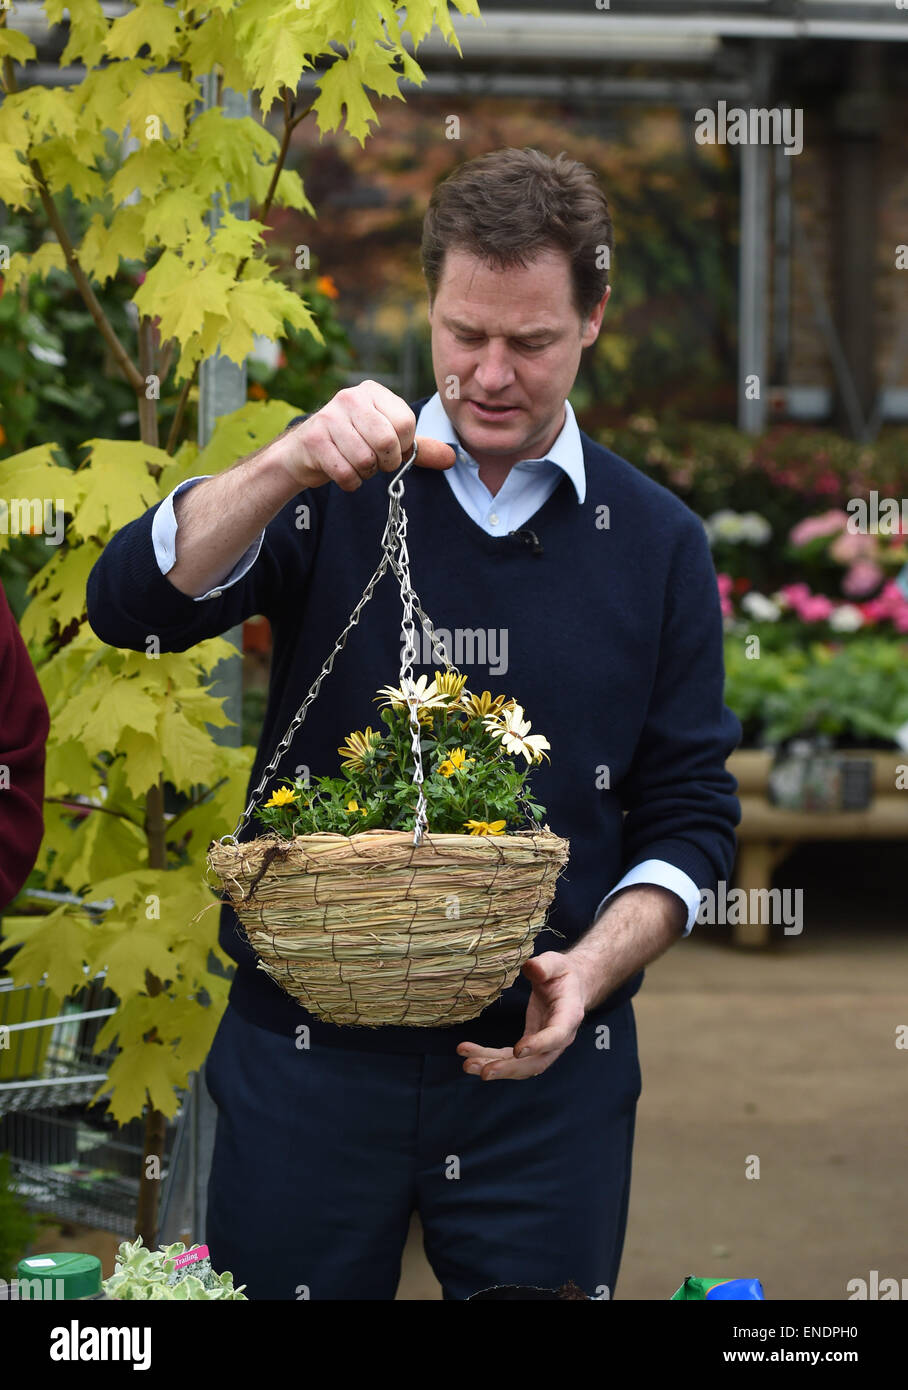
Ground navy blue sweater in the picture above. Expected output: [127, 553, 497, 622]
[86, 396, 741, 1055]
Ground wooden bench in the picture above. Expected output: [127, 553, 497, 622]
[728, 749, 908, 946]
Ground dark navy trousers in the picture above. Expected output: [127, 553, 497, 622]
[203, 998, 642, 1300]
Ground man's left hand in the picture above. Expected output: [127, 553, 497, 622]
[456, 952, 591, 1081]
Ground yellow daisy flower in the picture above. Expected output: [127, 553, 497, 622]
[463, 819, 508, 835]
[458, 690, 516, 720]
[482, 704, 551, 764]
[344, 799, 368, 816]
[337, 726, 383, 772]
[432, 670, 470, 701]
[264, 787, 298, 809]
[438, 747, 473, 777]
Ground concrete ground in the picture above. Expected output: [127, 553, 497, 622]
[396, 841, 908, 1300]
[22, 843, 906, 1301]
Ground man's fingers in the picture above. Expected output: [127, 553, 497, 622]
[349, 403, 405, 471]
[514, 1022, 575, 1057]
[413, 436, 457, 470]
[469, 1051, 561, 1080]
[358, 380, 456, 470]
[361, 380, 416, 454]
[517, 1000, 586, 1058]
[457, 1039, 565, 1079]
[320, 416, 385, 489]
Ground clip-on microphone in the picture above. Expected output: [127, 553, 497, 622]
[508, 528, 544, 556]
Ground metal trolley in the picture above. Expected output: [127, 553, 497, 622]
[0, 968, 184, 1238]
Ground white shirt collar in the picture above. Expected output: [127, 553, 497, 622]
[414, 392, 586, 505]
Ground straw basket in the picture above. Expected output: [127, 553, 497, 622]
[207, 826, 570, 1027]
[204, 440, 571, 1028]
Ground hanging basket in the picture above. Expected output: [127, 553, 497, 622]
[205, 440, 570, 1028]
[207, 826, 569, 1027]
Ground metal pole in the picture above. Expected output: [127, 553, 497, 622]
[737, 43, 773, 435]
[197, 74, 251, 749]
[157, 73, 251, 1250]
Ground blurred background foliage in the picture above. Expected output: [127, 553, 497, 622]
[5, 94, 908, 750]
[275, 99, 740, 422]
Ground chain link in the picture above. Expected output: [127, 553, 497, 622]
[220, 440, 461, 848]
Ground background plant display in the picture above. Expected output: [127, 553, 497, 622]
[254, 672, 550, 839]
[723, 633, 908, 748]
[0, 0, 480, 1249]
[612, 418, 908, 748]
[278, 100, 740, 421]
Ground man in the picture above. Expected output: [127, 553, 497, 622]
[86, 147, 741, 1300]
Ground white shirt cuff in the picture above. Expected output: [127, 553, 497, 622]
[151, 475, 266, 601]
[593, 859, 701, 937]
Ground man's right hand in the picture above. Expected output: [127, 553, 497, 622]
[278, 380, 457, 492]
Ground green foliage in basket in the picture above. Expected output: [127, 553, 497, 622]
[102, 1237, 247, 1300]
[253, 671, 551, 838]
[724, 632, 908, 747]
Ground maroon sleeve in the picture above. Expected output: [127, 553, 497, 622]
[0, 581, 50, 911]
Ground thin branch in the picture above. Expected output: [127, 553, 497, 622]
[166, 373, 194, 455]
[2, 52, 144, 395]
[164, 777, 230, 834]
[234, 91, 314, 282]
[46, 796, 144, 828]
[157, 336, 177, 385]
[288, 101, 314, 133]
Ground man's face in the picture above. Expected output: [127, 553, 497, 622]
[427, 245, 609, 470]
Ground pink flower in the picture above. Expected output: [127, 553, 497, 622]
[860, 581, 908, 630]
[716, 571, 734, 618]
[877, 580, 904, 609]
[798, 594, 834, 621]
[841, 559, 884, 598]
[778, 582, 834, 622]
[778, 582, 811, 610]
[829, 529, 876, 563]
[788, 510, 848, 547]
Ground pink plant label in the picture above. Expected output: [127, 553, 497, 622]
[173, 1246, 209, 1270]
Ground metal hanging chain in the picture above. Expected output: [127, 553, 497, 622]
[219, 440, 461, 849]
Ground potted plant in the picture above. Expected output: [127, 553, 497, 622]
[206, 671, 570, 1030]
[102, 1237, 247, 1300]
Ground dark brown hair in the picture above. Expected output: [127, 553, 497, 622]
[421, 147, 613, 321]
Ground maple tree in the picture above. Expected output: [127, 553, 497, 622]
[0, 0, 479, 1244]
